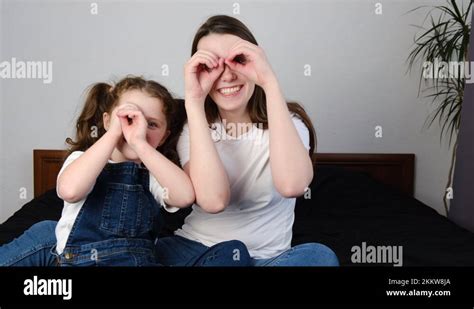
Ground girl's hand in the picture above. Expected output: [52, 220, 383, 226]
[107, 109, 124, 141]
[224, 40, 276, 90]
[184, 50, 225, 102]
[116, 105, 148, 150]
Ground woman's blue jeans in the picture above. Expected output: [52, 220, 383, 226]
[156, 235, 339, 266]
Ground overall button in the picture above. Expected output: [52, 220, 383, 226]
[64, 253, 73, 260]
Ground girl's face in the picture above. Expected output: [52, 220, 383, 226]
[197, 33, 255, 116]
[105, 89, 170, 161]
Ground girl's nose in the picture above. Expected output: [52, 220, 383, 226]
[220, 63, 237, 82]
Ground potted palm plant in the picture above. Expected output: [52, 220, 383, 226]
[407, 0, 472, 215]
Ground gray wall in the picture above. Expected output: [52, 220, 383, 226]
[0, 0, 466, 223]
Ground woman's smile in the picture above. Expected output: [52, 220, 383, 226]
[216, 84, 244, 97]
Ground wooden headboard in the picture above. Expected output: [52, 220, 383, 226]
[34, 150, 67, 198]
[33, 149, 415, 198]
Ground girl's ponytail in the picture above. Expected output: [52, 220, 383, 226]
[66, 82, 114, 154]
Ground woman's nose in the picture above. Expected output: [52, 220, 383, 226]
[220, 63, 237, 82]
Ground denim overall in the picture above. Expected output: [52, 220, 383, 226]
[57, 162, 161, 266]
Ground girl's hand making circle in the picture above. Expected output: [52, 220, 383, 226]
[107, 109, 124, 140]
[116, 104, 148, 149]
[224, 39, 276, 90]
[184, 50, 225, 102]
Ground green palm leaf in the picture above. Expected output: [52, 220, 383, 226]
[407, 0, 472, 146]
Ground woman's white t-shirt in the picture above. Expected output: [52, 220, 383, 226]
[175, 115, 310, 259]
[55, 151, 178, 255]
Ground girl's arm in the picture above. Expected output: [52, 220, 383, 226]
[134, 141, 195, 208]
[183, 52, 231, 213]
[117, 107, 195, 208]
[225, 41, 313, 197]
[57, 127, 122, 203]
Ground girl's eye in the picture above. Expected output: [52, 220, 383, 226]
[148, 122, 158, 129]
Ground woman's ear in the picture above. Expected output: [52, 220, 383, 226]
[158, 130, 171, 146]
[103, 112, 111, 131]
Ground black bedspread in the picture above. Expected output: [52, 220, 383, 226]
[1, 166, 473, 266]
[292, 166, 474, 266]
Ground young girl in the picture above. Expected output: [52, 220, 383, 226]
[0, 76, 250, 266]
[54, 76, 196, 266]
[155, 15, 339, 266]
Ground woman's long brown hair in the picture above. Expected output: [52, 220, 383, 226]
[66, 76, 184, 165]
[191, 15, 317, 155]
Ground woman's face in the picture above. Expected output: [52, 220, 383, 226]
[197, 33, 255, 116]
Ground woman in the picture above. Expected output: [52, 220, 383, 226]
[154, 15, 339, 266]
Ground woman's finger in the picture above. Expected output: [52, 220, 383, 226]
[226, 45, 257, 65]
[189, 52, 218, 70]
[194, 50, 219, 66]
[224, 57, 245, 72]
[230, 40, 259, 54]
[188, 56, 216, 74]
[208, 58, 225, 79]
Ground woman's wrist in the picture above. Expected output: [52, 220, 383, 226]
[185, 98, 207, 115]
[261, 74, 280, 94]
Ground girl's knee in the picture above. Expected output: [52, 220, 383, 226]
[28, 221, 57, 238]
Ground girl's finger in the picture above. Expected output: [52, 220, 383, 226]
[119, 116, 129, 128]
[116, 109, 135, 117]
[117, 110, 142, 118]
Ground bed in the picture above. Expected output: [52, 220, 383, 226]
[1, 149, 474, 266]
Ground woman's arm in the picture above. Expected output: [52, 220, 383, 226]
[184, 103, 230, 213]
[183, 52, 231, 213]
[264, 79, 313, 197]
[57, 129, 121, 203]
[225, 40, 313, 197]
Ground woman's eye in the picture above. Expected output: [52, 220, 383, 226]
[233, 54, 246, 64]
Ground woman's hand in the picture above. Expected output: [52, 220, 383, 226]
[225, 39, 276, 90]
[116, 104, 148, 150]
[184, 50, 225, 102]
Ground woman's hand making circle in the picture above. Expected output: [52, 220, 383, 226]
[224, 39, 276, 90]
[184, 50, 225, 102]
